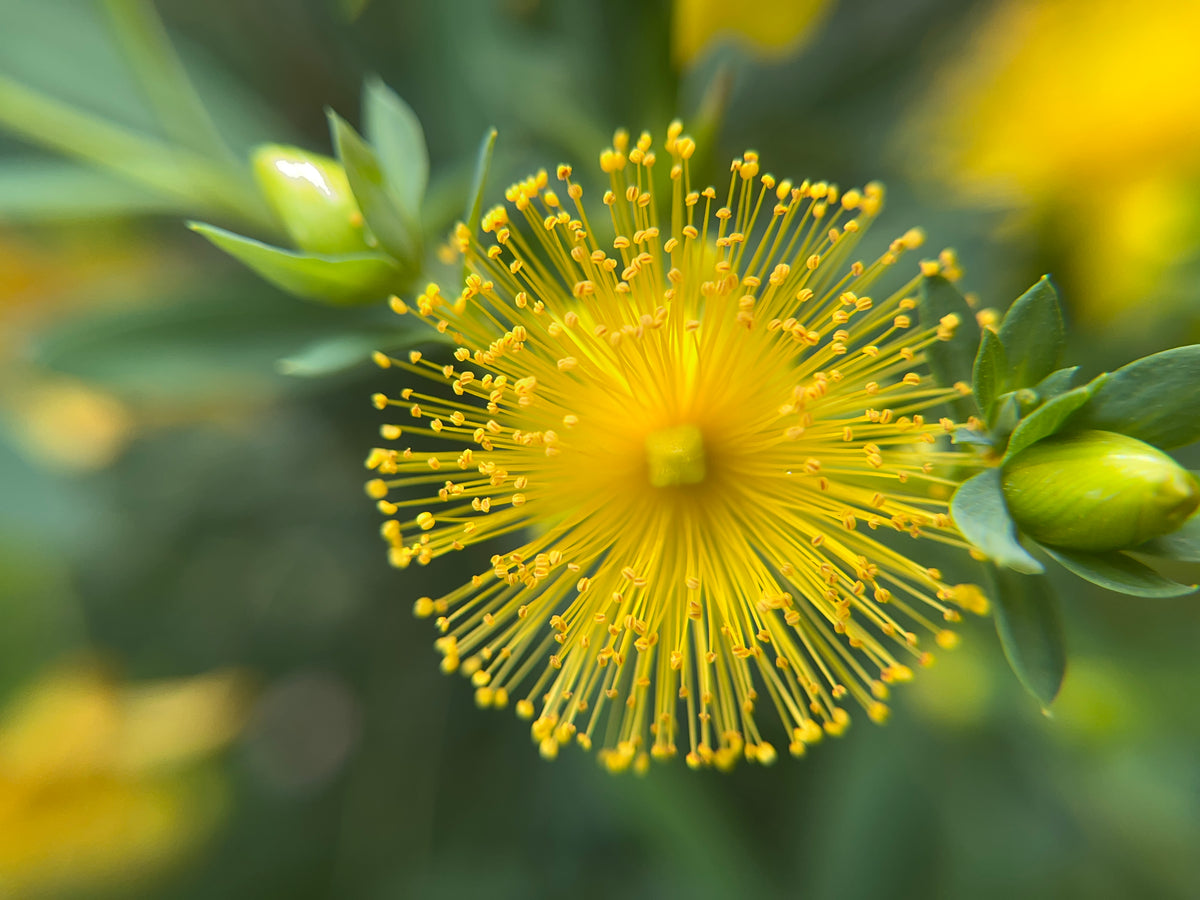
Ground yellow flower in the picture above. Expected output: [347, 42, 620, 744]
[672, 0, 832, 66]
[0, 664, 249, 896]
[5, 376, 134, 472]
[367, 124, 987, 772]
[908, 0, 1200, 323]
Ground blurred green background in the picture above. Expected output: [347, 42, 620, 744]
[2, 0, 1200, 897]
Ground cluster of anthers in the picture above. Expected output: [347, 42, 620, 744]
[366, 122, 989, 772]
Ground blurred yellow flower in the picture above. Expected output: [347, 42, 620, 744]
[909, 0, 1200, 323]
[0, 664, 249, 897]
[368, 124, 988, 772]
[4, 376, 134, 472]
[672, 0, 832, 66]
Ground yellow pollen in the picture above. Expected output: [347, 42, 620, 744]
[645, 424, 707, 488]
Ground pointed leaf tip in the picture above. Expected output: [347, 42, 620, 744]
[997, 275, 1065, 390]
[465, 127, 499, 235]
[1043, 545, 1198, 598]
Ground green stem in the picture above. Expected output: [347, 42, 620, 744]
[0, 74, 272, 228]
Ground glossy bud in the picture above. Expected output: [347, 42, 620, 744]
[1002, 430, 1200, 552]
[251, 144, 370, 254]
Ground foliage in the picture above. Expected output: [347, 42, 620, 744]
[3, 1, 1200, 898]
[934, 273, 1200, 707]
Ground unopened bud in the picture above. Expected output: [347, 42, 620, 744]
[1002, 430, 1200, 552]
[251, 144, 369, 254]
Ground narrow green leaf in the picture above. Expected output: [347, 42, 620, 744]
[464, 128, 498, 238]
[987, 565, 1067, 707]
[973, 327, 1006, 423]
[988, 391, 1022, 445]
[1130, 513, 1200, 563]
[1004, 377, 1106, 460]
[0, 73, 271, 228]
[189, 222, 400, 306]
[1042, 546, 1197, 597]
[276, 334, 385, 377]
[1032, 366, 1080, 402]
[951, 427, 993, 447]
[328, 111, 420, 264]
[919, 275, 979, 422]
[102, 0, 235, 164]
[276, 328, 447, 378]
[1068, 345, 1200, 449]
[363, 77, 428, 221]
[951, 469, 1044, 574]
[461, 128, 498, 284]
[997, 276, 1065, 389]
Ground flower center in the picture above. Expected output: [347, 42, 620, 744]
[645, 424, 707, 487]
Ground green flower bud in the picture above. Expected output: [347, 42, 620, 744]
[251, 144, 370, 255]
[1001, 430, 1200, 552]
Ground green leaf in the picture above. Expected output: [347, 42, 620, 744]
[276, 327, 444, 378]
[997, 275, 1065, 390]
[987, 565, 1066, 707]
[276, 334, 389, 378]
[0, 73, 269, 228]
[363, 77, 428, 223]
[1042, 546, 1197, 597]
[1004, 377, 1106, 460]
[328, 111, 420, 264]
[1131, 513, 1200, 562]
[102, 0, 235, 164]
[464, 127, 498, 239]
[988, 391, 1022, 444]
[189, 222, 400, 306]
[951, 427, 993, 447]
[951, 469, 1044, 574]
[1068, 345, 1200, 449]
[1032, 366, 1080, 402]
[973, 327, 1006, 423]
[919, 274, 979, 420]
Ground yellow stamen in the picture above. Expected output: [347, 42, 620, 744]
[367, 123, 987, 772]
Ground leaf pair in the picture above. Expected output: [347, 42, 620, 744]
[328, 77, 427, 267]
